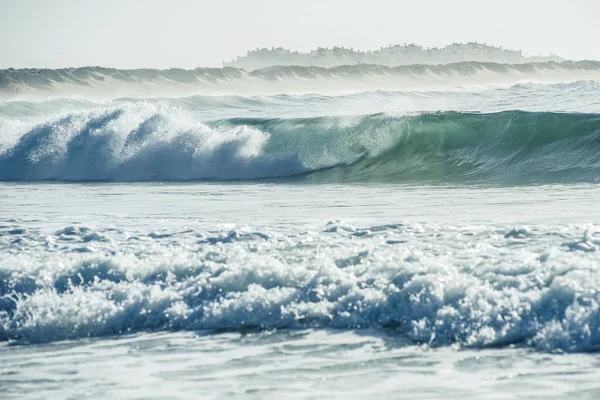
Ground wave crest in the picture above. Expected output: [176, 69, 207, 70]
[0, 104, 305, 181]
[3, 61, 600, 100]
[1, 107, 600, 183]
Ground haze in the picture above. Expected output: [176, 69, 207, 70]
[1, 0, 598, 69]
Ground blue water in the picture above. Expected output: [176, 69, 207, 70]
[1, 66, 600, 399]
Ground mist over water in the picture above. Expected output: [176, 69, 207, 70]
[2, 60, 600, 101]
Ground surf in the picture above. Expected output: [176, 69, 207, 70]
[2, 219, 600, 353]
[1, 104, 600, 184]
[3, 61, 600, 100]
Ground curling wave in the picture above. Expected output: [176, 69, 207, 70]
[1, 105, 600, 183]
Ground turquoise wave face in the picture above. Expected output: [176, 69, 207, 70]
[238, 111, 600, 184]
[1, 105, 600, 183]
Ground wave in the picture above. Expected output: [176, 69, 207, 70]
[2, 61, 600, 100]
[0, 104, 307, 181]
[3, 80, 600, 120]
[1, 105, 600, 183]
[2, 221, 600, 352]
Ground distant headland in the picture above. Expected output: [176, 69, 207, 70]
[225, 42, 563, 70]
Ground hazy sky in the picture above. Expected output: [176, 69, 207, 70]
[1, 0, 598, 69]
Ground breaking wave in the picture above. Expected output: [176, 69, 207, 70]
[2, 61, 600, 100]
[2, 221, 600, 352]
[1, 104, 600, 183]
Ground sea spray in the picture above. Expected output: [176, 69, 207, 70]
[2, 105, 600, 183]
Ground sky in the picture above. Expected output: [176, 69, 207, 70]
[0, 0, 598, 69]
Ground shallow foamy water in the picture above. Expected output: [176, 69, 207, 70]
[1, 183, 600, 398]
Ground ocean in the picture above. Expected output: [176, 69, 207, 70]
[1, 63, 600, 399]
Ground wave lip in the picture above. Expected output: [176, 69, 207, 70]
[1, 106, 600, 184]
[304, 110, 600, 184]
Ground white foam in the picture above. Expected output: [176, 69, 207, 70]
[2, 221, 600, 352]
[0, 103, 306, 180]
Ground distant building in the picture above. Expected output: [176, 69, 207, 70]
[225, 43, 563, 70]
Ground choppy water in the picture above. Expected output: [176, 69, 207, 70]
[1, 66, 600, 398]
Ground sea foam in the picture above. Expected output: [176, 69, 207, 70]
[1, 221, 600, 352]
[0, 104, 306, 181]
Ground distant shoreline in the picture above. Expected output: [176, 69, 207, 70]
[225, 42, 563, 70]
